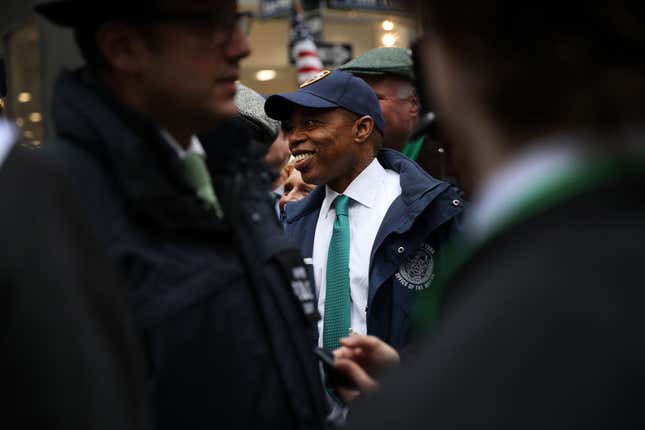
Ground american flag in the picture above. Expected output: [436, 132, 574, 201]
[290, 8, 324, 86]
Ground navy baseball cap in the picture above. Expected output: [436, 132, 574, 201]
[265, 69, 385, 135]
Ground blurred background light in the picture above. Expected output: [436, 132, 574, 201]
[256, 69, 277, 81]
[381, 33, 397, 47]
[382, 20, 395, 31]
[17, 91, 32, 103]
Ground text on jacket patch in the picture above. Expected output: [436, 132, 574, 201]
[395, 243, 435, 291]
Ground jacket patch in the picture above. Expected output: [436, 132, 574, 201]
[395, 243, 435, 291]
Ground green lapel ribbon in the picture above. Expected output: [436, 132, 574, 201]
[182, 152, 224, 219]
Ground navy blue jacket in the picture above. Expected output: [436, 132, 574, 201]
[284, 149, 465, 350]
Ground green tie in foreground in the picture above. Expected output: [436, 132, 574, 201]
[182, 153, 224, 219]
[323, 195, 351, 351]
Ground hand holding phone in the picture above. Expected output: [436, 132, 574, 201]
[314, 347, 359, 391]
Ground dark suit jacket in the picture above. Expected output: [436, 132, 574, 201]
[350, 165, 645, 429]
[0, 147, 145, 429]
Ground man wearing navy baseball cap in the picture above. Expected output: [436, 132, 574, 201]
[265, 69, 465, 406]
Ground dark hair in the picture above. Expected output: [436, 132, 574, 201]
[74, 22, 107, 71]
[72, 1, 162, 71]
[408, 1, 645, 137]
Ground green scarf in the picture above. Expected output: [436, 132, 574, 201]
[402, 136, 425, 161]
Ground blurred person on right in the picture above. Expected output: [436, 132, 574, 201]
[345, 1, 645, 428]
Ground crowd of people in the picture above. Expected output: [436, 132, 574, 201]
[1, 0, 644, 428]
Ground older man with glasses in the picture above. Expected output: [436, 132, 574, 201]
[34, 1, 327, 429]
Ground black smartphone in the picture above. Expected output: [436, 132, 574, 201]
[314, 347, 358, 390]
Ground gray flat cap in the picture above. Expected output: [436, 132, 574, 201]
[235, 83, 281, 145]
[338, 47, 415, 81]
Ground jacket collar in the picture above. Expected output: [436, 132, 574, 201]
[51, 68, 231, 236]
[285, 148, 447, 223]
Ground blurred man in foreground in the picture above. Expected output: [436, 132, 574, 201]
[347, 1, 645, 428]
[35, 0, 326, 428]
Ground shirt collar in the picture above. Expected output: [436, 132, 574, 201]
[321, 158, 386, 219]
[466, 135, 585, 242]
[160, 130, 206, 159]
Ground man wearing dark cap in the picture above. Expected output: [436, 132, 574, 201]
[265, 69, 464, 403]
[34, 1, 326, 429]
[347, 1, 645, 428]
[338, 48, 419, 153]
[338, 47, 452, 177]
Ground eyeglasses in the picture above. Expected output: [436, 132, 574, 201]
[145, 11, 254, 46]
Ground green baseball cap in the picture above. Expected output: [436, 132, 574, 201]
[338, 47, 415, 81]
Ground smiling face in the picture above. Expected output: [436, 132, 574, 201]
[285, 107, 375, 193]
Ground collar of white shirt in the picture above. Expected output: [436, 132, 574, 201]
[160, 129, 206, 160]
[320, 158, 385, 219]
[465, 135, 585, 242]
[0, 120, 17, 169]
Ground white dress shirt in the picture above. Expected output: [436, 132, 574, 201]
[160, 130, 206, 160]
[312, 158, 401, 343]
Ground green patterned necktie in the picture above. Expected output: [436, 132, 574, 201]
[323, 194, 351, 351]
[182, 153, 224, 219]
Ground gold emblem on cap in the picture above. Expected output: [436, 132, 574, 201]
[299, 70, 331, 88]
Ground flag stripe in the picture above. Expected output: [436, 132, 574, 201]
[290, 8, 324, 86]
[298, 66, 324, 74]
[298, 50, 320, 58]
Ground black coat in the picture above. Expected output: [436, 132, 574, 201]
[350, 162, 645, 429]
[0, 146, 145, 429]
[49, 69, 327, 430]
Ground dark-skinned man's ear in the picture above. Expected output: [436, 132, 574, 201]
[353, 115, 375, 143]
